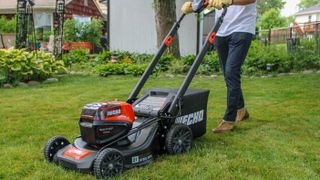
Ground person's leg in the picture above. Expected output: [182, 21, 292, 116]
[214, 36, 229, 75]
[223, 32, 253, 122]
[237, 89, 244, 110]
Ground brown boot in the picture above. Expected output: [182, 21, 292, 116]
[236, 108, 249, 122]
[212, 121, 235, 134]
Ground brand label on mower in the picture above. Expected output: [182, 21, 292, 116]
[175, 110, 204, 125]
[131, 154, 153, 164]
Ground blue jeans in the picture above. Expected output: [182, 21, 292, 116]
[214, 32, 253, 122]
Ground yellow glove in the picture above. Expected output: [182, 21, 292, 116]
[209, 0, 232, 10]
[181, 1, 193, 14]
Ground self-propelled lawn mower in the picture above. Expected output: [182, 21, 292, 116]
[44, 2, 227, 179]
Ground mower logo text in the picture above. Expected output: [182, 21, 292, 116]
[132, 154, 152, 164]
[175, 110, 204, 125]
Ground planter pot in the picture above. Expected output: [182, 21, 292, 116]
[63, 42, 93, 53]
[72, 42, 93, 52]
[63, 42, 72, 51]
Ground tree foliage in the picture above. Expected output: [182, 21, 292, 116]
[0, 16, 16, 33]
[257, 0, 285, 15]
[257, 9, 287, 29]
[298, 0, 319, 9]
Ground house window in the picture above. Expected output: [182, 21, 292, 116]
[84, 0, 88, 6]
[308, 15, 312, 22]
[34, 13, 52, 41]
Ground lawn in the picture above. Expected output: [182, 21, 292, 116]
[0, 73, 319, 179]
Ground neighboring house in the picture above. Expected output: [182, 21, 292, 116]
[109, 0, 215, 56]
[0, 0, 104, 33]
[295, 4, 320, 34]
[295, 4, 320, 24]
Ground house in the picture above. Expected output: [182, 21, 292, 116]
[109, 0, 215, 56]
[295, 4, 320, 33]
[0, 0, 104, 33]
[295, 4, 320, 24]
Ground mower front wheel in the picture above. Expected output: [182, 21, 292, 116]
[44, 136, 70, 162]
[94, 148, 124, 179]
[166, 124, 193, 154]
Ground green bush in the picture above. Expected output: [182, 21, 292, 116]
[180, 53, 220, 75]
[202, 52, 220, 74]
[64, 18, 103, 46]
[63, 49, 89, 66]
[0, 49, 66, 84]
[125, 64, 148, 76]
[63, 19, 78, 42]
[98, 50, 112, 64]
[158, 54, 176, 72]
[97, 63, 147, 76]
[96, 39, 320, 77]
[291, 39, 320, 71]
[131, 53, 153, 64]
[244, 40, 320, 74]
[0, 16, 16, 33]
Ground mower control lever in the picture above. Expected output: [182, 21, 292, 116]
[191, 0, 209, 13]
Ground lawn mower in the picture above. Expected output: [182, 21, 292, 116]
[44, 1, 227, 179]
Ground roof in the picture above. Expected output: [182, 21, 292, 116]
[296, 4, 320, 16]
[0, 0, 72, 10]
[0, 0, 103, 17]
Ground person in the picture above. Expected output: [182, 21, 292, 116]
[182, 0, 257, 133]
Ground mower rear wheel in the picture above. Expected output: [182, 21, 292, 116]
[44, 136, 70, 162]
[166, 124, 193, 154]
[94, 148, 124, 179]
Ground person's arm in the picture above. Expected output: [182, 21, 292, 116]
[232, 0, 256, 5]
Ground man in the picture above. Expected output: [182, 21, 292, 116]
[182, 0, 257, 133]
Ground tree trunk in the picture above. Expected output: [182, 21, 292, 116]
[154, 0, 181, 59]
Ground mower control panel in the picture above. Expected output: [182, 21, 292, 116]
[133, 90, 174, 117]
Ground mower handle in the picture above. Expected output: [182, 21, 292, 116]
[167, 7, 228, 116]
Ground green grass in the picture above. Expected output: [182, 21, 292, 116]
[0, 74, 319, 179]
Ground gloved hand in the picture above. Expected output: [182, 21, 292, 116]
[208, 0, 232, 10]
[181, 1, 193, 14]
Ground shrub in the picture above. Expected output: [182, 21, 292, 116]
[97, 64, 128, 76]
[131, 53, 153, 64]
[202, 52, 220, 74]
[179, 53, 220, 75]
[158, 54, 176, 72]
[291, 39, 320, 71]
[63, 19, 78, 42]
[98, 50, 112, 64]
[97, 63, 147, 77]
[0, 49, 66, 84]
[63, 49, 89, 66]
[125, 64, 148, 76]
[0, 16, 16, 33]
[64, 18, 103, 46]
[80, 18, 104, 46]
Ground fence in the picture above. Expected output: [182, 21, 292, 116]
[256, 22, 320, 54]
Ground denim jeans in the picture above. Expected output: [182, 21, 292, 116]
[214, 32, 253, 122]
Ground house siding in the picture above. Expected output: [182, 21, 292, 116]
[110, 0, 197, 56]
[65, 0, 102, 19]
[296, 13, 319, 24]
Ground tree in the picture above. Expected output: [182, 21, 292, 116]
[257, 9, 287, 29]
[299, 0, 319, 9]
[153, 0, 181, 59]
[257, 0, 285, 15]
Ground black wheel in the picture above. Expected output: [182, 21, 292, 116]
[166, 124, 193, 154]
[44, 136, 70, 162]
[94, 148, 124, 179]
